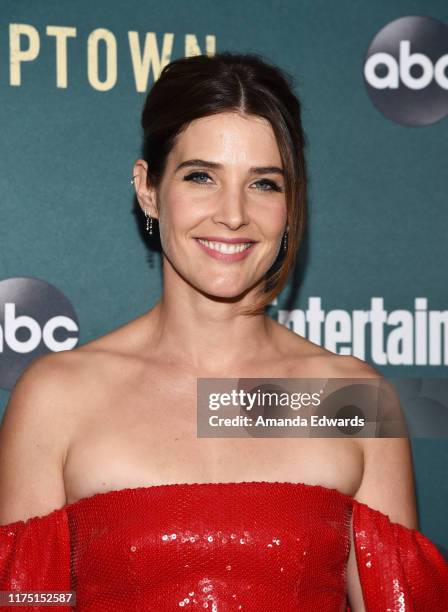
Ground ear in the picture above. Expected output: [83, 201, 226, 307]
[132, 159, 159, 220]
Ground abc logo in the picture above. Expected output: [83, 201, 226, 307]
[363, 16, 448, 126]
[0, 277, 79, 390]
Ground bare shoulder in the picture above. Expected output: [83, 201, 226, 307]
[321, 352, 413, 501]
[311, 351, 381, 378]
[4, 345, 102, 417]
[273, 318, 388, 440]
[1, 348, 87, 430]
[6, 308, 153, 417]
[271, 316, 380, 378]
[285, 332, 419, 527]
[0, 349, 88, 523]
[298, 343, 415, 515]
[0, 311, 144, 524]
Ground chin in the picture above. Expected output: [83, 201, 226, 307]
[203, 288, 246, 301]
[196, 279, 260, 303]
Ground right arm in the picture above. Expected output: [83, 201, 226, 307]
[0, 352, 74, 525]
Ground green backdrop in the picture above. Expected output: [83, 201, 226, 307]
[1, 0, 447, 554]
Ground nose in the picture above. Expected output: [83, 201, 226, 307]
[211, 184, 249, 231]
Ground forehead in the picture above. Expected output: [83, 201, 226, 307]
[169, 112, 282, 166]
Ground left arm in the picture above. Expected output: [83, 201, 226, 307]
[335, 356, 418, 611]
[346, 436, 418, 611]
[326, 356, 418, 612]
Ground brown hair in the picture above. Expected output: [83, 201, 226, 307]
[141, 51, 308, 316]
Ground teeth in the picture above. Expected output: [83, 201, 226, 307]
[197, 239, 252, 254]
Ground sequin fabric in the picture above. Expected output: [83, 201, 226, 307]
[1, 481, 447, 611]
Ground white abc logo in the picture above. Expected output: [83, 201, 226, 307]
[365, 40, 448, 90]
[0, 303, 79, 353]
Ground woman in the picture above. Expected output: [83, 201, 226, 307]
[0, 51, 447, 611]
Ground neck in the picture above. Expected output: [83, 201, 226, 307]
[145, 272, 275, 374]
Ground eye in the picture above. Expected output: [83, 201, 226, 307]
[253, 179, 283, 193]
[183, 171, 213, 185]
[183, 172, 283, 192]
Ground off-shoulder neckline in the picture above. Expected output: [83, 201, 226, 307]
[64, 479, 354, 511]
[1, 480, 353, 529]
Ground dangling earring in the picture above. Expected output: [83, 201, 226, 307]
[131, 176, 154, 235]
[283, 229, 288, 252]
[145, 210, 153, 235]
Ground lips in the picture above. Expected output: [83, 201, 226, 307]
[194, 238, 257, 262]
[195, 236, 257, 244]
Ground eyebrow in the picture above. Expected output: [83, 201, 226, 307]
[175, 158, 284, 176]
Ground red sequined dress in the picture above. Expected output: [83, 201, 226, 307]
[1, 481, 447, 610]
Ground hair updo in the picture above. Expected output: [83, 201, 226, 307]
[141, 51, 308, 316]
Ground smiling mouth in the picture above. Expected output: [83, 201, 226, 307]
[196, 239, 254, 254]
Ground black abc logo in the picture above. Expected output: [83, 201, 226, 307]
[364, 16, 448, 126]
[0, 277, 80, 390]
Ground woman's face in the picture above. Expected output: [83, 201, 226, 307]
[136, 111, 287, 301]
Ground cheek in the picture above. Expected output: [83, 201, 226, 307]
[277, 196, 288, 221]
[159, 190, 205, 232]
[263, 203, 288, 237]
[254, 192, 287, 228]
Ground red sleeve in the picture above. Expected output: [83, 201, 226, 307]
[0, 508, 71, 611]
[349, 499, 448, 611]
